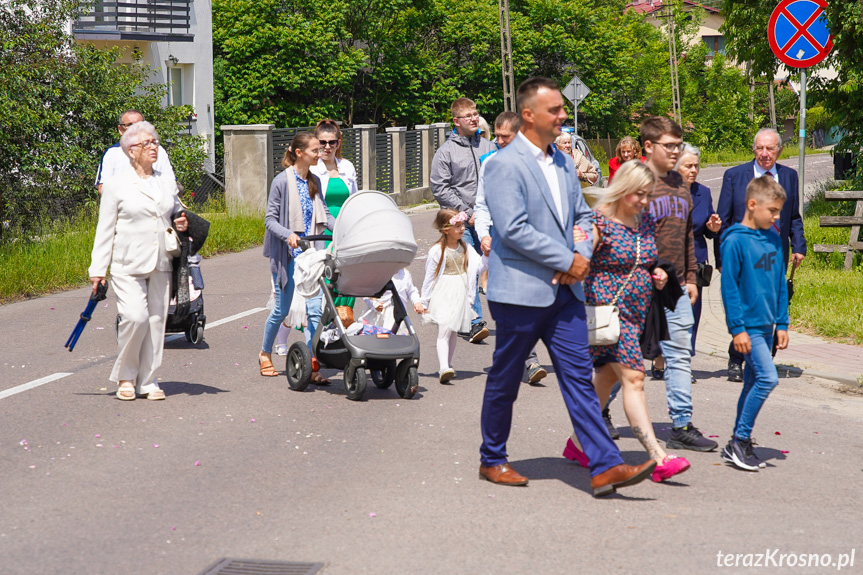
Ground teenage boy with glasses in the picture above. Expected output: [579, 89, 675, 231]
[430, 97, 496, 344]
[639, 116, 718, 453]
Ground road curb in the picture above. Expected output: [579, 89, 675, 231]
[695, 345, 861, 387]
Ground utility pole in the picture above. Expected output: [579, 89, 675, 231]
[663, 3, 682, 125]
[499, 0, 515, 112]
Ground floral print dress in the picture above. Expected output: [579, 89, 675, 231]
[584, 211, 658, 371]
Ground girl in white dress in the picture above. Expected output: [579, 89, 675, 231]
[421, 209, 486, 383]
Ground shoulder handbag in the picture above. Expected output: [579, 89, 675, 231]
[164, 227, 182, 257]
[586, 234, 641, 346]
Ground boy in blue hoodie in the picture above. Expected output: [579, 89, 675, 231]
[719, 175, 790, 471]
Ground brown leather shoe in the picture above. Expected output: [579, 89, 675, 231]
[479, 463, 529, 486]
[591, 460, 657, 497]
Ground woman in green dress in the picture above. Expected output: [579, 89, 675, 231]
[311, 119, 359, 312]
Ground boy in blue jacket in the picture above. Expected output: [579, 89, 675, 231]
[719, 175, 790, 471]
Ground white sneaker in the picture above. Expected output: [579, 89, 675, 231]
[275, 344, 288, 356]
[439, 368, 455, 383]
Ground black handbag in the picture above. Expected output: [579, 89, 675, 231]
[696, 262, 713, 288]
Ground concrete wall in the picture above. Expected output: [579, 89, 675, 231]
[223, 125, 273, 213]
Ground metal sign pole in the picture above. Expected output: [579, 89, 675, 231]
[799, 68, 807, 218]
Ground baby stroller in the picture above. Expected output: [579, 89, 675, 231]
[115, 254, 206, 344]
[287, 191, 421, 401]
[165, 254, 206, 344]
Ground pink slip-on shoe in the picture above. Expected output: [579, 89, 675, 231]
[563, 438, 590, 468]
[652, 454, 691, 482]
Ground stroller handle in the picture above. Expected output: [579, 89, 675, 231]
[301, 234, 331, 242]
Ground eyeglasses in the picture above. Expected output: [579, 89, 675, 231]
[653, 141, 682, 152]
[118, 122, 136, 129]
[456, 113, 480, 120]
[754, 145, 779, 152]
[130, 139, 160, 149]
[319, 140, 340, 148]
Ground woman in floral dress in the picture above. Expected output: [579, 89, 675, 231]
[563, 160, 690, 483]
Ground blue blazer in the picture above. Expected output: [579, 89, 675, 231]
[483, 134, 594, 307]
[716, 160, 806, 268]
[691, 181, 718, 264]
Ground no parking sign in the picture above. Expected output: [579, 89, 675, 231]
[768, 0, 833, 68]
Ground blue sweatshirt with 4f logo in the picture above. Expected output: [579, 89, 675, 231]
[720, 223, 790, 336]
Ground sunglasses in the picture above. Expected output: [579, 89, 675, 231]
[319, 140, 340, 148]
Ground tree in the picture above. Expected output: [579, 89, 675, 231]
[0, 0, 206, 239]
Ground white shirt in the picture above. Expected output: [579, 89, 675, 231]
[310, 157, 359, 197]
[95, 144, 176, 188]
[753, 162, 779, 182]
[517, 132, 563, 222]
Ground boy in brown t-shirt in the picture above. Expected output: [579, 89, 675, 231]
[640, 117, 717, 452]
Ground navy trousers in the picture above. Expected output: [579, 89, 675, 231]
[480, 288, 623, 476]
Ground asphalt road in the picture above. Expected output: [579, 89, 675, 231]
[1, 183, 861, 574]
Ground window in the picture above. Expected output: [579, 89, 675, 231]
[702, 35, 726, 57]
[168, 67, 183, 106]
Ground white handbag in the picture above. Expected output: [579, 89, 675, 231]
[586, 234, 640, 347]
[164, 227, 182, 257]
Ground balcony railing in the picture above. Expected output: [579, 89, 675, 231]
[73, 0, 193, 42]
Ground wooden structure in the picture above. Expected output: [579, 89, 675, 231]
[813, 190, 863, 269]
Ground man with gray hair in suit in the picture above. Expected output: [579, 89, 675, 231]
[478, 77, 656, 496]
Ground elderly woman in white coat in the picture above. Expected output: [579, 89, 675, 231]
[89, 121, 188, 401]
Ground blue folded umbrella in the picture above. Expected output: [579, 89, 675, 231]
[65, 281, 109, 352]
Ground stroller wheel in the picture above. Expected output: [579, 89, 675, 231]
[189, 323, 205, 345]
[344, 365, 368, 401]
[371, 361, 397, 389]
[286, 342, 313, 391]
[395, 360, 419, 399]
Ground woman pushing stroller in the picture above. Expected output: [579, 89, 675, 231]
[259, 133, 334, 382]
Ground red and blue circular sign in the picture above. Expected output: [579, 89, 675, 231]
[768, 0, 833, 68]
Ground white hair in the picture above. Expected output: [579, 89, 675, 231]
[753, 128, 782, 150]
[555, 133, 573, 146]
[119, 121, 159, 157]
[674, 142, 700, 170]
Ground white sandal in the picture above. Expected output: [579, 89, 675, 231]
[116, 382, 136, 401]
[146, 389, 166, 401]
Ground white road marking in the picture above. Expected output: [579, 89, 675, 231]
[165, 306, 267, 341]
[6, 307, 268, 398]
[0, 373, 73, 400]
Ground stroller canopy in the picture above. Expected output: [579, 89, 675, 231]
[330, 191, 418, 296]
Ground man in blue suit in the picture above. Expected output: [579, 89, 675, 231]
[479, 77, 656, 497]
[717, 128, 806, 381]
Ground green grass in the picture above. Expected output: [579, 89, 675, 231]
[0, 201, 264, 303]
[701, 146, 829, 166]
[789, 186, 863, 344]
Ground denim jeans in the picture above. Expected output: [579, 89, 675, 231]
[262, 266, 294, 354]
[659, 292, 694, 428]
[305, 291, 323, 355]
[734, 328, 778, 440]
[464, 224, 484, 327]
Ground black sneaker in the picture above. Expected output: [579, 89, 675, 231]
[722, 438, 760, 471]
[468, 322, 489, 344]
[666, 423, 718, 452]
[744, 437, 767, 468]
[526, 362, 547, 384]
[602, 407, 620, 440]
[727, 361, 743, 382]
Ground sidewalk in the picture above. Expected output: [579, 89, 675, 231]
[696, 273, 863, 385]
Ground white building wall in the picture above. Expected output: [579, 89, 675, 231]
[71, 0, 215, 165]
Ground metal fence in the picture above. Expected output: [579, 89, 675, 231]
[375, 133, 393, 193]
[340, 128, 362, 185]
[267, 124, 449, 195]
[405, 130, 422, 190]
[73, 0, 192, 36]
